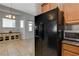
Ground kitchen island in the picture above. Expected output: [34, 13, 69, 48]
[0, 32, 21, 42]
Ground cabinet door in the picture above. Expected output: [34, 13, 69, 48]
[41, 3, 57, 13]
[63, 4, 79, 24]
[41, 3, 50, 12]
[62, 43, 79, 54]
[62, 49, 79, 56]
[62, 43, 79, 56]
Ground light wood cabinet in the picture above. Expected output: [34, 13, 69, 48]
[62, 43, 79, 56]
[41, 3, 57, 13]
[63, 4, 79, 24]
[62, 49, 79, 56]
[41, 3, 50, 12]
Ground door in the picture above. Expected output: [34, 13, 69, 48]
[45, 8, 58, 49]
[39, 23, 44, 39]
[47, 15, 57, 49]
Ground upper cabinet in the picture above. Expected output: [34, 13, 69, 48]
[40, 3, 79, 24]
[41, 3, 57, 13]
[41, 3, 50, 12]
[63, 4, 79, 24]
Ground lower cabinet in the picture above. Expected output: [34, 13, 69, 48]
[0, 32, 21, 42]
[62, 43, 79, 56]
[62, 49, 79, 56]
[0, 34, 3, 41]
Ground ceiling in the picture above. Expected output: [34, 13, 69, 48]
[0, 3, 37, 16]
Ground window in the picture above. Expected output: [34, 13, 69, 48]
[28, 21, 33, 31]
[2, 18, 16, 28]
[20, 20, 24, 28]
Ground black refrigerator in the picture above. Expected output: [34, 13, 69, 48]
[35, 7, 64, 56]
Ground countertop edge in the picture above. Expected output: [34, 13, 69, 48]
[62, 40, 79, 47]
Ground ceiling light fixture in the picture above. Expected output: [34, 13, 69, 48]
[5, 3, 16, 19]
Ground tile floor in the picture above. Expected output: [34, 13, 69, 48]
[0, 39, 34, 56]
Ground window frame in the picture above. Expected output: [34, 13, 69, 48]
[2, 18, 16, 28]
[20, 20, 24, 28]
[28, 21, 33, 31]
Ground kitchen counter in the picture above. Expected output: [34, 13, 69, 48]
[64, 30, 79, 33]
[62, 40, 79, 47]
[62, 40, 79, 56]
[0, 32, 20, 34]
